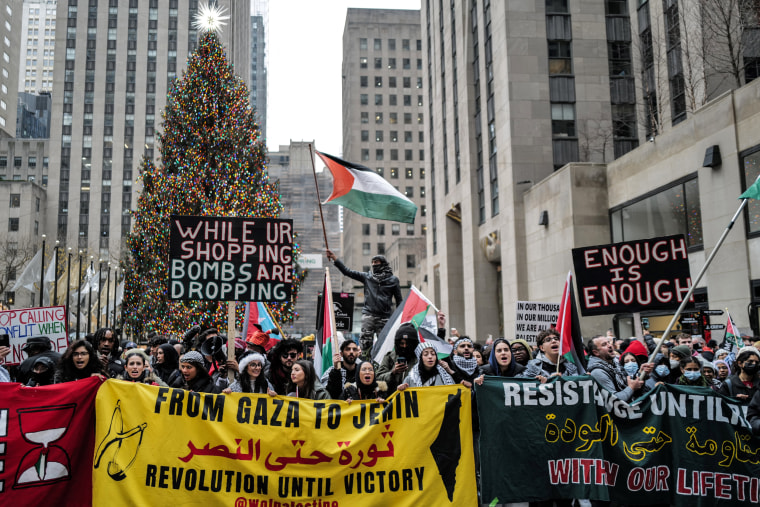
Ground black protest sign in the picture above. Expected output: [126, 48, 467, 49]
[169, 215, 293, 302]
[572, 234, 691, 316]
[316, 292, 355, 331]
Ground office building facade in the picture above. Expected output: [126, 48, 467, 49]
[340, 8, 428, 325]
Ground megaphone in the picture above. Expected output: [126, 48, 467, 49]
[200, 335, 227, 366]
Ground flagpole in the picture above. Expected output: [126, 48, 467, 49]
[39, 235, 46, 306]
[308, 144, 330, 250]
[645, 197, 751, 367]
[557, 272, 571, 375]
[326, 267, 339, 363]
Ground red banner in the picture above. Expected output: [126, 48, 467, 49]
[0, 377, 101, 506]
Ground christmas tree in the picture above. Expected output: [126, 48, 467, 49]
[124, 26, 303, 337]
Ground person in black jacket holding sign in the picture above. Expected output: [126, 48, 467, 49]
[326, 248, 402, 361]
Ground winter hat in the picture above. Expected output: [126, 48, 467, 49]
[714, 348, 729, 359]
[702, 362, 717, 374]
[415, 341, 437, 359]
[246, 325, 271, 350]
[180, 350, 205, 369]
[124, 348, 150, 364]
[671, 345, 692, 359]
[623, 339, 648, 359]
[737, 346, 760, 363]
[238, 352, 266, 374]
[509, 339, 534, 360]
[713, 359, 731, 376]
[22, 336, 52, 351]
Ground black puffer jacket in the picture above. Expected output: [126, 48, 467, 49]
[333, 259, 402, 318]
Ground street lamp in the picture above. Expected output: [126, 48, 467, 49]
[87, 256, 94, 334]
[66, 248, 72, 331]
[105, 263, 111, 329]
[39, 234, 46, 306]
[53, 240, 60, 306]
[76, 251, 83, 339]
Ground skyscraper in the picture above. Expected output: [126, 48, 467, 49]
[45, 0, 250, 262]
[421, 0, 760, 338]
[340, 8, 428, 326]
[18, 0, 57, 94]
[0, 0, 21, 138]
[250, 1, 267, 140]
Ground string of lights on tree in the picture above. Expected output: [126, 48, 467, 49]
[123, 25, 304, 338]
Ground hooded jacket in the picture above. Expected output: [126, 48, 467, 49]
[376, 324, 419, 388]
[333, 258, 402, 318]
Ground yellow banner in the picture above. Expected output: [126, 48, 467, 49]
[93, 380, 477, 506]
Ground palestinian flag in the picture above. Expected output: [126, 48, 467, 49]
[313, 269, 338, 378]
[316, 151, 418, 224]
[371, 285, 452, 363]
[725, 309, 743, 350]
[739, 174, 760, 200]
[556, 271, 587, 373]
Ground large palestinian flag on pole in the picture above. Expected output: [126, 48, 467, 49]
[556, 271, 587, 373]
[316, 151, 418, 223]
[313, 269, 338, 378]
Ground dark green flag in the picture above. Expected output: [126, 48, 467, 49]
[476, 376, 760, 506]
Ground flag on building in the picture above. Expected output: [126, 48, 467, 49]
[11, 248, 42, 292]
[313, 269, 338, 378]
[316, 151, 418, 224]
[739, 174, 760, 200]
[724, 310, 743, 350]
[371, 285, 452, 363]
[556, 271, 587, 373]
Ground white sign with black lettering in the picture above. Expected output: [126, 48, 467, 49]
[514, 301, 559, 345]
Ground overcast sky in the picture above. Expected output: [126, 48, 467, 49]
[266, 0, 421, 157]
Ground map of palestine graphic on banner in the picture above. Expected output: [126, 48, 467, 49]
[476, 376, 760, 506]
[93, 381, 477, 506]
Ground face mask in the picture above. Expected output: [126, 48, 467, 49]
[742, 363, 759, 375]
[683, 371, 702, 381]
[655, 365, 670, 377]
[623, 362, 639, 377]
[372, 265, 383, 274]
[670, 359, 681, 369]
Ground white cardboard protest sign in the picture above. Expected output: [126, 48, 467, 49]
[514, 301, 559, 345]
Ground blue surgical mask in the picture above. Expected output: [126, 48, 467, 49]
[655, 365, 670, 378]
[623, 362, 639, 377]
[684, 371, 702, 381]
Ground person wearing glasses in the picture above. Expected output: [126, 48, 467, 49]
[267, 339, 303, 395]
[520, 328, 579, 382]
[223, 352, 276, 395]
[54, 339, 107, 383]
[719, 346, 760, 404]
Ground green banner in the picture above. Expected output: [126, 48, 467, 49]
[476, 376, 760, 506]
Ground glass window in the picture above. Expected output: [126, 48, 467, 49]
[376, 149, 384, 161]
[362, 242, 371, 255]
[374, 39, 382, 50]
[8, 217, 19, 231]
[361, 112, 369, 123]
[406, 224, 415, 236]
[407, 255, 416, 268]
[360, 94, 368, 105]
[360, 57, 367, 68]
[389, 94, 397, 106]
[361, 149, 370, 161]
[389, 113, 397, 124]
[403, 77, 411, 88]
[362, 224, 370, 235]
[403, 58, 411, 70]
[360, 76, 368, 87]
[360, 38, 367, 50]
[404, 95, 412, 106]
[392, 224, 400, 235]
[375, 94, 383, 106]
[405, 149, 413, 161]
[388, 58, 396, 69]
[361, 130, 369, 142]
[402, 39, 410, 50]
[406, 168, 414, 179]
[376, 130, 384, 142]
[405, 186, 414, 197]
[742, 146, 760, 235]
[548, 41, 572, 74]
[405, 131, 413, 142]
[374, 57, 382, 69]
[375, 76, 382, 87]
[391, 149, 398, 160]
[389, 77, 397, 88]
[377, 224, 385, 235]
[10, 193, 20, 207]
[609, 177, 703, 248]
[546, 0, 569, 13]
[404, 113, 412, 124]
[377, 243, 385, 255]
[390, 168, 399, 179]
[376, 167, 384, 177]
[390, 131, 398, 142]
[388, 39, 396, 51]
[375, 112, 383, 124]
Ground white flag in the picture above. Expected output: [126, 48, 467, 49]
[11, 249, 42, 292]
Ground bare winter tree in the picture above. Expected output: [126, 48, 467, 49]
[0, 236, 38, 302]
[577, 119, 614, 164]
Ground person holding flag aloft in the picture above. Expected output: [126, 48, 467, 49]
[326, 248, 403, 360]
[521, 328, 580, 382]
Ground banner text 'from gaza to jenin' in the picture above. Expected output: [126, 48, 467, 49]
[93, 381, 477, 507]
[477, 376, 760, 507]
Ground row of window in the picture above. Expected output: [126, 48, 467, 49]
[374, 167, 425, 180]
[360, 57, 422, 70]
[359, 38, 422, 52]
[0, 155, 46, 167]
[359, 94, 423, 107]
[360, 112, 424, 124]
[361, 130, 424, 143]
[361, 238, 425, 259]
[361, 148, 424, 162]
[360, 76, 423, 89]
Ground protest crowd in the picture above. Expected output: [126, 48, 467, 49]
[2, 305, 760, 506]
